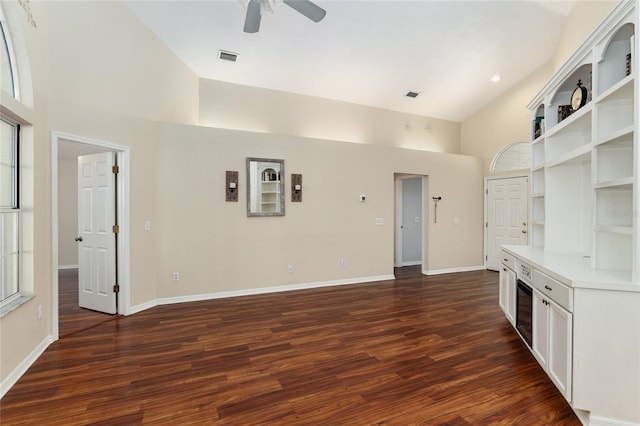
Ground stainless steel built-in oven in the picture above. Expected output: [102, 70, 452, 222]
[515, 262, 533, 348]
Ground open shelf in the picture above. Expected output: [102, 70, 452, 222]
[593, 230, 632, 271]
[532, 168, 545, 195]
[595, 187, 633, 227]
[597, 23, 635, 95]
[545, 109, 592, 163]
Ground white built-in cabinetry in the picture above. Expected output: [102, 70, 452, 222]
[498, 252, 516, 325]
[531, 270, 573, 402]
[500, 2, 640, 425]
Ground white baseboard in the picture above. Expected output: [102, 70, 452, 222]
[128, 299, 157, 315]
[422, 265, 486, 275]
[130, 274, 395, 313]
[588, 415, 640, 426]
[398, 261, 422, 267]
[1, 335, 53, 399]
[58, 265, 78, 270]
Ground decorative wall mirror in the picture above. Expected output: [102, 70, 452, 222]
[246, 157, 285, 216]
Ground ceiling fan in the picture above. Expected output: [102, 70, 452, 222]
[243, 0, 326, 33]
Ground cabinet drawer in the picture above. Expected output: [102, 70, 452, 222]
[500, 250, 516, 271]
[533, 270, 573, 312]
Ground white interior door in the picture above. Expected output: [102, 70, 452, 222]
[486, 176, 528, 271]
[77, 152, 117, 314]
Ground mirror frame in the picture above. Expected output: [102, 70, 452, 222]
[246, 157, 285, 217]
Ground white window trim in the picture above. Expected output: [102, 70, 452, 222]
[490, 141, 531, 173]
[0, 6, 20, 101]
[0, 116, 22, 312]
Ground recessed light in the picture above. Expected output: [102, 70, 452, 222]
[491, 74, 501, 83]
[405, 91, 420, 98]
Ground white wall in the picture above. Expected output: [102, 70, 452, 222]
[461, 0, 618, 172]
[460, 62, 553, 171]
[153, 123, 484, 303]
[57, 157, 78, 268]
[200, 79, 462, 154]
[0, 0, 199, 387]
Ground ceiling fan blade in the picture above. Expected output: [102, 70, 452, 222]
[283, 0, 326, 23]
[244, 0, 261, 33]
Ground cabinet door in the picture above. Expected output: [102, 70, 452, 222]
[499, 267, 516, 325]
[499, 267, 509, 315]
[506, 268, 516, 325]
[548, 299, 573, 402]
[532, 289, 548, 370]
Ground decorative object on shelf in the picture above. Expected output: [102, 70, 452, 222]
[246, 157, 285, 217]
[626, 53, 632, 76]
[291, 173, 302, 202]
[226, 171, 239, 202]
[534, 116, 544, 138]
[557, 105, 572, 122]
[571, 79, 588, 111]
[432, 196, 442, 223]
[587, 71, 592, 102]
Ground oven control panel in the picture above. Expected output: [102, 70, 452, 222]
[519, 263, 532, 282]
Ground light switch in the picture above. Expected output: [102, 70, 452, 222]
[376, 217, 384, 226]
[453, 217, 460, 225]
[144, 221, 151, 231]
[414, 216, 420, 223]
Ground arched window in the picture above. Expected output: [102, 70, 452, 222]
[0, 5, 29, 311]
[490, 142, 531, 173]
[0, 14, 18, 99]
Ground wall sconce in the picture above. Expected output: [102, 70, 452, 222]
[291, 174, 302, 202]
[226, 171, 239, 202]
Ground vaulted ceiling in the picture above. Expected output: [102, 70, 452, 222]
[123, 0, 577, 122]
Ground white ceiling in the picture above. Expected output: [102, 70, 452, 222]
[123, 0, 577, 123]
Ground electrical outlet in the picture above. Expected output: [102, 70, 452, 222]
[287, 265, 293, 273]
[173, 272, 180, 281]
[340, 259, 346, 268]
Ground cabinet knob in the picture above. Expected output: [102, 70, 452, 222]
[503, 268, 507, 272]
[544, 285, 552, 291]
[521, 230, 527, 234]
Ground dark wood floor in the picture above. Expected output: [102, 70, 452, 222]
[1, 268, 580, 425]
[58, 269, 114, 338]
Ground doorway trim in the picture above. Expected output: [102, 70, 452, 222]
[51, 131, 131, 341]
[394, 174, 428, 269]
[484, 173, 529, 270]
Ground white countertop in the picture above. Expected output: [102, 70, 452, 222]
[501, 245, 640, 292]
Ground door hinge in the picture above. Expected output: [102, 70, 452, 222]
[112, 165, 119, 174]
[113, 284, 120, 293]
[485, 222, 488, 228]
[112, 225, 119, 234]
[485, 255, 488, 261]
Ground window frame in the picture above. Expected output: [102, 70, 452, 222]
[0, 10, 20, 100]
[0, 116, 20, 306]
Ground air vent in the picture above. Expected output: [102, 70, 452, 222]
[405, 91, 420, 98]
[218, 50, 238, 62]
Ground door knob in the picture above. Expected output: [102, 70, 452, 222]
[75, 236, 83, 242]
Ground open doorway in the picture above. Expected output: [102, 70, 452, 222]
[394, 174, 428, 272]
[51, 132, 131, 341]
[57, 141, 113, 337]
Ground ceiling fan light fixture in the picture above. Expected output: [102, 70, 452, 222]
[218, 50, 239, 62]
[405, 91, 420, 98]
